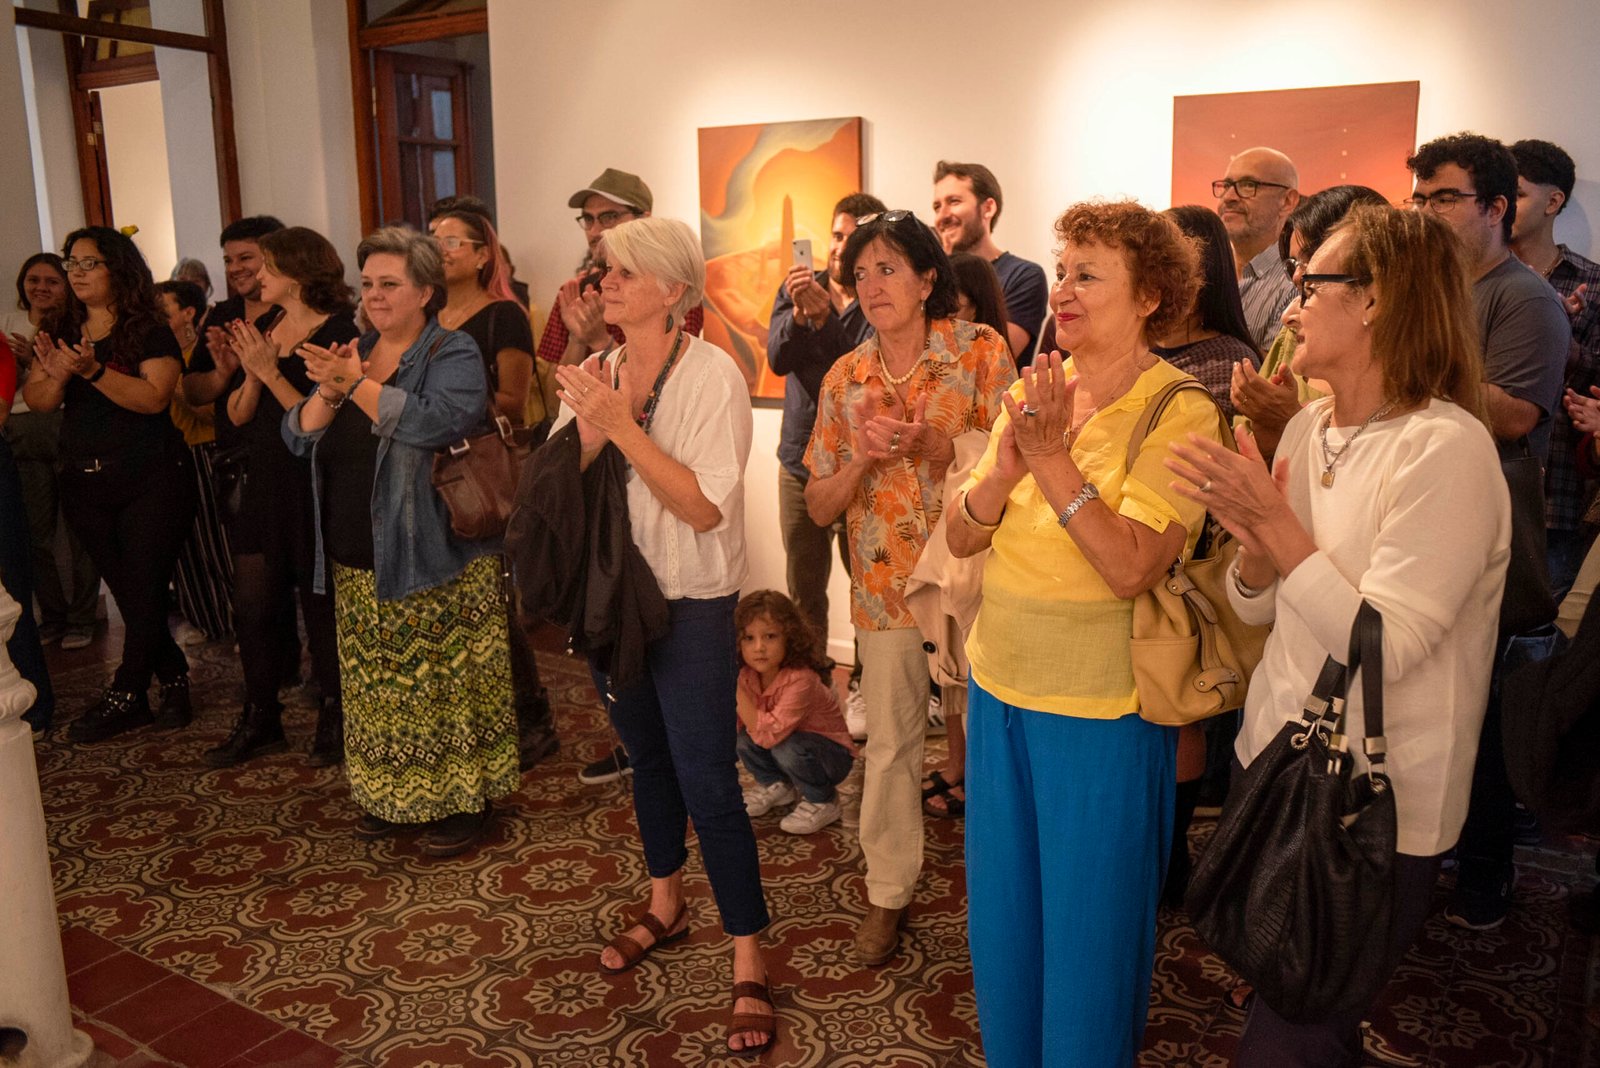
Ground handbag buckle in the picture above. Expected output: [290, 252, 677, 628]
[448, 439, 471, 457]
[494, 414, 515, 441]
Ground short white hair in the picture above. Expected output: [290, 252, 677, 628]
[600, 217, 705, 325]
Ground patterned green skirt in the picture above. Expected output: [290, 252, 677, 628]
[332, 555, 518, 823]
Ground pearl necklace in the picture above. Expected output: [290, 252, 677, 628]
[1317, 401, 1395, 488]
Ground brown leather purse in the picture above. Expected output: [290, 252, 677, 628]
[431, 404, 536, 541]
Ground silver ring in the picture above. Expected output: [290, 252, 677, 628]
[1200, 480, 1214, 493]
[1020, 404, 1040, 417]
[890, 432, 901, 451]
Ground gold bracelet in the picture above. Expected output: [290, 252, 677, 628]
[957, 489, 1002, 531]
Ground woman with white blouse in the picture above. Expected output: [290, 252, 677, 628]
[551, 216, 772, 1057]
[1168, 204, 1510, 1065]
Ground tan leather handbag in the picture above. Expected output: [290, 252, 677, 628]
[1127, 380, 1269, 726]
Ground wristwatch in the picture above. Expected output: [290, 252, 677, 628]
[1056, 481, 1099, 528]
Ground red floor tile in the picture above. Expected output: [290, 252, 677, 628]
[66, 950, 175, 1015]
[149, 1001, 288, 1067]
[97, 974, 229, 1044]
[219, 1029, 343, 1068]
[60, 924, 122, 974]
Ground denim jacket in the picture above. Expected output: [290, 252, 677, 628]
[282, 318, 499, 601]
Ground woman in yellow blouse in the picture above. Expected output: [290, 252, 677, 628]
[948, 201, 1223, 1065]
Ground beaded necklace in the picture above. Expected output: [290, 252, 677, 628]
[615, 330, 686, 435]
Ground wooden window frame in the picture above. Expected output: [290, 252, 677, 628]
[14, 0, 242, 227]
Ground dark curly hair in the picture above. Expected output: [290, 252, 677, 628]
[59, 226, 165, 369]
[257, 227, 355, 316]
[735, 590, 832, 681]
[1510, 139, 1576, 212]
[1406, 132, 1518, 243]
[838, 210, 959, 320]
[1052, 200, 1200, 343]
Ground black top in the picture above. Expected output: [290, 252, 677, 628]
[186, 300, 279, 449]
[317, 370, 391, 570]
[58, 320, 183, 463]
[455, 299, 533, 394]
[233, 312, 360, 477]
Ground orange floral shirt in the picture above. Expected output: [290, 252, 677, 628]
[804, 318, 1015, 631]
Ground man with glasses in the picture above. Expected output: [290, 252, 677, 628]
[1407, 132, 1571, 934]
[931, 161, 1048, 365]
[1212, 147, 1300, 350]
[537, 170, 704, 787]
[534, 168, 704, 373]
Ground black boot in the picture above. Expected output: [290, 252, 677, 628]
[308, 698, 344, 767]
[1162, 779, 1203, 909]
[516, 688, 559, 772]
[154, 674, 193, 730]
[204, 703, 288, 768]
[69, 688, 153, 744]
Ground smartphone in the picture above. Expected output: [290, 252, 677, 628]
[792, 238, 814, 274]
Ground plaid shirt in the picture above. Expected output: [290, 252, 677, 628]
[1543, 246, 1600, 529]
[534, 290, 704, 363]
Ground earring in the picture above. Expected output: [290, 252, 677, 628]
[1362, 317, 1370, 327]
[663, 312, 674, 334]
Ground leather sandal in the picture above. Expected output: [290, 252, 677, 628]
[921, 769, 961, 801]
[921, 770, 966, 819]
[599, 903, 689, 975]
[727, 978, 776, 1058]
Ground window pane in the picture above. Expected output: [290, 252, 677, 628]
[432, 148, 457, 200]
[430, 89, 454, 140]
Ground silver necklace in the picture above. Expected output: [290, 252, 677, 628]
[1317, 401, 1395, 488]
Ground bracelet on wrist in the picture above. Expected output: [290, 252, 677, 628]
[1230, 555, 1270, 598]
[316, 387, 348, 410]
[957, 489, 1003, 531]
[85, 362, 107, 384]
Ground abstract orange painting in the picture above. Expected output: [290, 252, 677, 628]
[697, 117, 864, 403]
[1171, 83, 1419, 209]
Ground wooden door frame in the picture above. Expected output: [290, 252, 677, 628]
[372, 50, 474, 228]
[346, 0, 488, 234]
[14, 0, 242, 227]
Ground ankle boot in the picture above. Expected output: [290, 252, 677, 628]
[69, 687, 153, 744]
[1162, 778, 1203, 908]
[204, 703, 288, 768]
[308, 698, 345, 768]
[154, 674, 193, 730]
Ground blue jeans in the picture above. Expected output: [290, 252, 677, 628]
[737, 729, 853, 802]
[598, 594, 770, 937]
[965, 679, 1175, 1067]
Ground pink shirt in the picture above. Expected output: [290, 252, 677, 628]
[738, 666, 857, 755]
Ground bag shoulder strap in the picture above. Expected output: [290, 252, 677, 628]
[1350, 600, 1386, 764]
[1124, 378, 1233, 474]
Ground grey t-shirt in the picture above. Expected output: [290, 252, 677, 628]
[1475, 255, 1570, 462]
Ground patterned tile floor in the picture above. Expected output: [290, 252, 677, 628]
[29, 621, 1600, 1066]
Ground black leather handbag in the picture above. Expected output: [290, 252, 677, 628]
[1498, 440, 1558, 636]
[211, 444, 250, 520]
[1186, 601, 1400, 1024]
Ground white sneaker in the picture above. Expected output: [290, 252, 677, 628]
[743, 780, 797, 817]
[926, 691, 946, 736]
[780, 799, 841, 834]
[844, 682, 868, 740]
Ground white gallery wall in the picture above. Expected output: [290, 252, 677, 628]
[487, 0, 1600, 655]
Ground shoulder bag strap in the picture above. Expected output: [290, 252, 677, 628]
[1124, 379, 1234, 474]
[1352, 600, 1387, 775]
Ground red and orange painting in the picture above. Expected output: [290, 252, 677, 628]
[697, 117, 864, 403]
[1171, 83, 1419, 209]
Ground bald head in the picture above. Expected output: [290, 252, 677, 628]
[1216, 146, 1302, 262]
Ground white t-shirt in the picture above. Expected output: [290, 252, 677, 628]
[1230, 397, 1510, 855]
[1, 310, 36, 414]
[554, 334, 752, 600]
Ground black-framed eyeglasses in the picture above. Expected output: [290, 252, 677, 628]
[1212, 178, 1291, 199]
[1298, 273, 1367, 305]
[1401, 189, 1481, 213]
[61, 257, 105, 273]
[855, 209, 916, 226]
[575, 209, 642, 230]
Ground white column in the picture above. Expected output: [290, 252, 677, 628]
[0, 583, 91, 1068]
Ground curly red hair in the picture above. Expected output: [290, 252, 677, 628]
[1052, 200, 1201, 342]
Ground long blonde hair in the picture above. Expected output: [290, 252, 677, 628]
[1335, 205, 1486, 421]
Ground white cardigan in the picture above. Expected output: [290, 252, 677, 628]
[1230, 398, 1510, 855]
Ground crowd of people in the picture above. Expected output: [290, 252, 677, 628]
[0, 130, 1597, 1065]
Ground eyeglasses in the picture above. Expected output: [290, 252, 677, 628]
[854, 210, 916, 225]
[61, 258, 105, 273]
[1212, 178, 1291, 199]
[1283, 255, 1303, 282]
[575, 209, 641, 230]
[1401, 189, 1481, 212]
[436, 235, 483, 252]
[1298, 273, 1367, 306]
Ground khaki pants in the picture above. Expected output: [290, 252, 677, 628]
[856, 626, 930, 909]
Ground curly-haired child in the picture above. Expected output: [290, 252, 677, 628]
[735, 590, 857, 834]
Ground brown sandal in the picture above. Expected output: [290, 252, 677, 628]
[598, 903, 689, 975]
[727, 978, 776, 1057]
